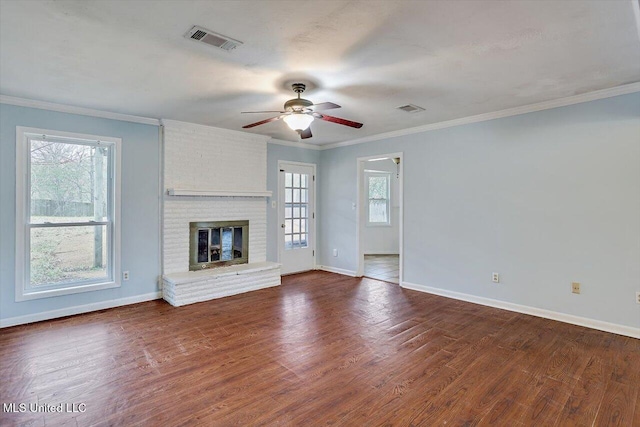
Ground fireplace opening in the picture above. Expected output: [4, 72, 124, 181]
[190, 220, 248, 270]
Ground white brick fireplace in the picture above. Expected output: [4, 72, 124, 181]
[161, 119, 280, 306]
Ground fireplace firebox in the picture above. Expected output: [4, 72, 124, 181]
[189, 220, 249, 271]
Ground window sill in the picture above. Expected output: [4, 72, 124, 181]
[366, 223, 392, 227]
[16, 280, 121, 302]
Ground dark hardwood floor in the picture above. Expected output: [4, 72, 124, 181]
[1, 271, 638, 426]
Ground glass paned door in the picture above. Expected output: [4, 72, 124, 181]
[279, 162, 315, 274]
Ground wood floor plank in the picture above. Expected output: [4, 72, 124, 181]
[593, 380, 636, 426]
[0, 271, 636, 427]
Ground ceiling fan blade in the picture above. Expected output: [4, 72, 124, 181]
[241, 110, 286, 114]
[242, 115, 283, 129]
[299, 127, 312, 139]
[316, 114, 363, 129]
[308, 102, 341, 112]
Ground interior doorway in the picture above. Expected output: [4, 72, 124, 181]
[356, 153, 403, 284]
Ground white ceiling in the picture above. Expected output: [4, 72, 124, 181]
[1, 0, 639, 145]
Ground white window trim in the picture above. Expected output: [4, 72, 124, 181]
[15, 126, 122, 302]
[365, 171, 391, 227]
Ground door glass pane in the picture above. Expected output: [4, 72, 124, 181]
[221, 227, 233, 261]
[198, 229, 209, 263]
[283, 170, 311, 251]
[210, 228, 221, 261]
[30, 225, 108, 287]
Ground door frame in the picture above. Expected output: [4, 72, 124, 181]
[277, 160, 317, 272]
[356, 152, 404, 284]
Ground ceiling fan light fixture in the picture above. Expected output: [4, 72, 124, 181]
[283, 113, 314, 131]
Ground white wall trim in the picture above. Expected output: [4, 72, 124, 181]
[268, 138, 322, 150]
[0, 95, 160, 126]
[0, 292, 162, 328]
[319, 82, 640, 150]
[401, 281, 640, 339]
[317, 265, 357, 277]
[160, 118, 271, 143]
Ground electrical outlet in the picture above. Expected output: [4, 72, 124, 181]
[333, 249, 338, 257]
[572, 282, 580, 294]
[492, 272, 499, 283]
[123, 271, 130, 281]
[636, 291, 640, 304]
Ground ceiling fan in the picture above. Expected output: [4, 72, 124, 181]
[242, 83, 363, 139]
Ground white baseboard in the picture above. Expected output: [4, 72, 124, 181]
[0, 292, 162, 328]
[317, 265, 358, 277]
[401, 281, 640, 339]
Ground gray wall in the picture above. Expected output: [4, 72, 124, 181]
[319, 93, 640, 328]
[0, 104, 160, 321]
[266, 142, 320, 262]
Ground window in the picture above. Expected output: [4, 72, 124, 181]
[15, 127, 121, 301]
[366, 171, 391, 226]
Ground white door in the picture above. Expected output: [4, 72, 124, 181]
[278, 162, 315, 274]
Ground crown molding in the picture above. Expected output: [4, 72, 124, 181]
[267, 138, 321, 150]
[319, 82, 640, 150]
[160, 118, 271, 143]
[0, 94, 160, 126]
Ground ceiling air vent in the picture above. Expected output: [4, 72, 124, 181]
[184, 26, 243, 52]
[397, 104, 425, 113]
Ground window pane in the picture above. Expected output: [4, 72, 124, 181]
[300, 219, 307, 233]
[285, 204, 293, 220]
[301, 174, 308, 188]
[300, 233, 308, 248]
[285, 188, 292, 203]
[30, 225, 108, 287]
[30, 139, 109, 224]
[285, 172, 292, 187]
[292, 233, 300, 247]
[369, 200, 388, 223]
[293, 173, 300, 188]
[293, 189, 300, 203]
[368, 176, 388, 200]
[293, 205, 300, 219]
[285, 234, 292, 250]
[285, 219, 292, 234]
[301, 189, 308, 203]
[293, 219, 301, 233]
[301, 204, 307, 219]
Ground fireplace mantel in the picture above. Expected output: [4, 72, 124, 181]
[167, 188, 272, 197]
